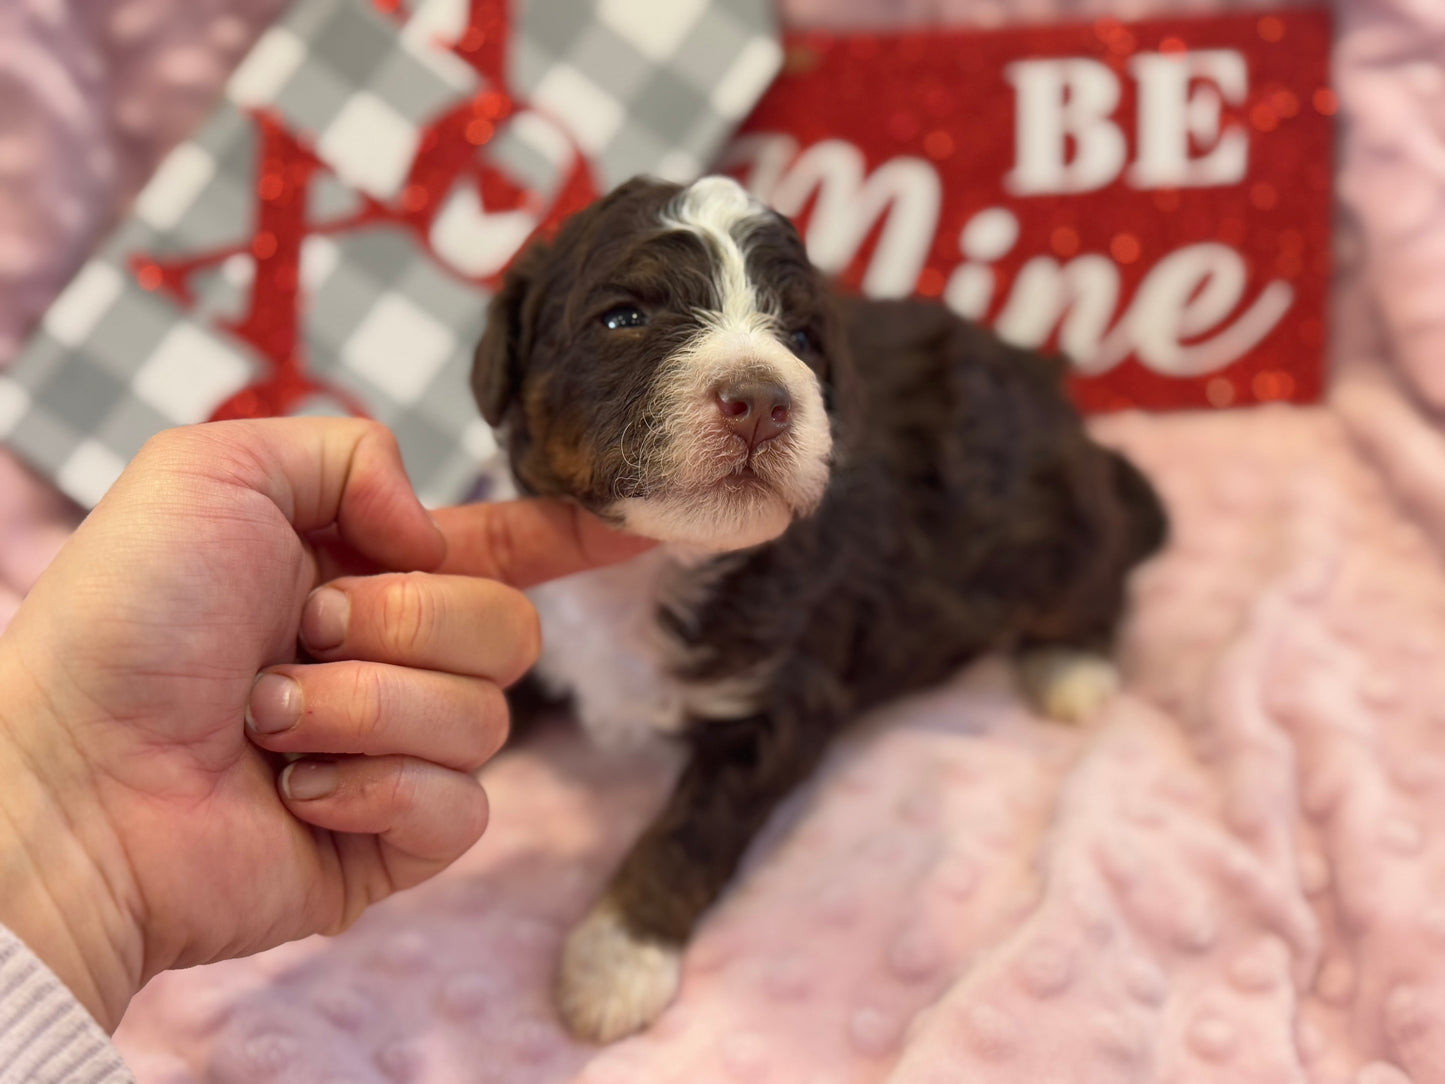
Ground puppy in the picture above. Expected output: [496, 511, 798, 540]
[472, 176, 1166, 1042]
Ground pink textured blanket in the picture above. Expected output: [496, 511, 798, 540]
[8, 0, 1445, 1081]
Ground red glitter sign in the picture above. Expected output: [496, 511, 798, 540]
[725, 10, 1334, 412]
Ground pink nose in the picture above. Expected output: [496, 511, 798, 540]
[716, 382, 791, 448]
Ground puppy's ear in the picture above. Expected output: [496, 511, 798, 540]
[472, 241, 545, 426]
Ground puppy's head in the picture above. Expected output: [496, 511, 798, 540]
[473, 176, 841, 551]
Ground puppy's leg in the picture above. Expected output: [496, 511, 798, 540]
[1014, 449, 1161, 727]
[558, 716, 821, 1042]
[1016, 646, 1119, 725]
[556, 900, 681, 1044]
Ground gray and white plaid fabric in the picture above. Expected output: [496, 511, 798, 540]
[0, 0, 779, 507]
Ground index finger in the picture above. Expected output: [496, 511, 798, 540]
[430, 499, 655, 588]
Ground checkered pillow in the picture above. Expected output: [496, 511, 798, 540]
[0, 0, 780, 507]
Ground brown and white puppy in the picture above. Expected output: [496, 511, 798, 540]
[473, 175, 1166, 1042]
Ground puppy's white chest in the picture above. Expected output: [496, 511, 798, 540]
[527, 548, 690, 748]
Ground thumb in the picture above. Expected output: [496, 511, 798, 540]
[137, 418, 446, 572]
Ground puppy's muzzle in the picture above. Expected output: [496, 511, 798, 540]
[715, 380, 791, 452]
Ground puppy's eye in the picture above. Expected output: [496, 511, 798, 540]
[789, 329, 813, 355]
[601, 306, 648, 330]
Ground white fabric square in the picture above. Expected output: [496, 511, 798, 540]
[655, 149, 702, 183]
[300, 237, 339, 291]
[430, 188, 535, 279]
[57, 440, 127, 509]
[133, 324, 254, 421]
[221, 254, 255, 289]
[0, 381, 30, 439]
[134, 144, 217, 231]
[317, 94, 419, 201]
[530, 63, 624, 157]
[399, 0, 480, 91]
[227, 26, 308, 107]
[711, 35, 782, 119]
[598, 0, 707, 62]
[341, 294, 456, 405]
[509, 110, 575, 169]
[460, 418, 497, 461]
[42, 261, 124, 348]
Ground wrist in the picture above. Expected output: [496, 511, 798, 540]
[0, 646, 144, 1032]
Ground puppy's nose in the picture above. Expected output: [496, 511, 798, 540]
[716, 382, 791, 447]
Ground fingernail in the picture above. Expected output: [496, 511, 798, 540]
[281, 760, 337, 801]
[245, 673, 302, 734]
[301, 587, 349, 653]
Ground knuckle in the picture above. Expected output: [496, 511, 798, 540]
[348, 666, 391, 745]
[379, 572, 437, 658]
[137, 428, 182, 459]
[387, 760, 417, 811]
[355, 417, 395, 449]
[135, 426, 211, 472]
[363, 757, 415, 813]
[330, 415, 388, 450]
[351, 418, 402, 466]
[483, 505, 523, 584]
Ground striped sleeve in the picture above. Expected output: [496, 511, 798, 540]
[0, 925, 133, 1084]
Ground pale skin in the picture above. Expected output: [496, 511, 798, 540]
[0, 418, 651, 1033]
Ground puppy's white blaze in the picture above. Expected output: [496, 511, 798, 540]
[617, 176, 832, 551]
[663, 175, 768, 327]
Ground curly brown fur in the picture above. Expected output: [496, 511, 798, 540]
[472, 175, 1166, 1041]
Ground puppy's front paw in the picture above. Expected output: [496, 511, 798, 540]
[557, 901, 682, 1043]
[1018, 648, 1119, 725]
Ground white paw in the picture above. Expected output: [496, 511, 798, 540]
[557, 902, 682, 1043]
[1018, 649, 1119, 725]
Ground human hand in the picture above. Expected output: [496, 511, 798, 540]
[0, 418, 650, 1031]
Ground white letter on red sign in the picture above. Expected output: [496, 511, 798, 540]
[1129, 49, 1249, 189]
[1128, 243, 1293, 375]
[1004, 59, 1126, 196]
